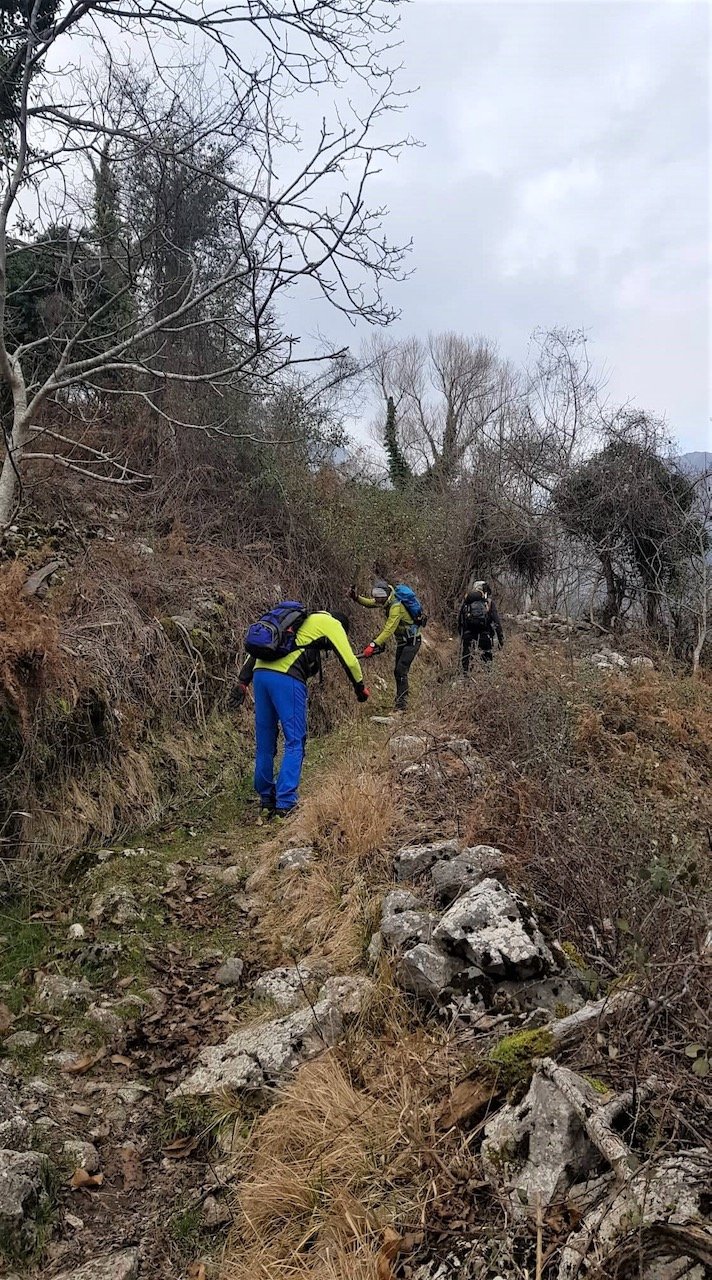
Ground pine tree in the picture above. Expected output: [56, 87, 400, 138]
[383, 395, 412, 490]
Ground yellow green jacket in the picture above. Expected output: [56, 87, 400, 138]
[238, 612, 364, 688]
[356, 592, 421, 647]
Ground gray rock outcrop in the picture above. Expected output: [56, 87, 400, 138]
[252, 963, 316, 1012]
[278, 846, 314, 872]
[396, 944, 465, 1001]
[380, 910, 439, 953]
[558, 1148, 712, 1279]
[381, 888, 421, 917]
[433, 879, 554, 979]
[215, 957, 245, 987]
[171, 975, 371, 1098]
[0, 1082, 30, 1152]
[0, 1149, 49, 1239]
[53, 1249, 140, 1280]
[35, 972, 93, 1008]
[482, 1066, 600, 1218]
[430, 846, 506, 905]
[88, 885, 143, 925]
[394, 839, 460, 883]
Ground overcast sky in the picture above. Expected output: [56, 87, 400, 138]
[285, 0, 710, 452]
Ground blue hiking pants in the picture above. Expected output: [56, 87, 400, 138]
[252, 668, 308, 811]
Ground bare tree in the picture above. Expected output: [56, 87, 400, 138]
[0, 0, 410, 528]
[364, 330, 506, 486]
[665, 460, 712, 676]
[505, 328, 602, 495]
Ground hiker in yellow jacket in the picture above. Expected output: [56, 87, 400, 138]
[233, 610, 368, 818]
[349, 579, 422, 711]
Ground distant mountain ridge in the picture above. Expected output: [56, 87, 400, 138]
[680, 450, 711, 474]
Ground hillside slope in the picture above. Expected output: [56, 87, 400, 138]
[1, 627, 709, 1279]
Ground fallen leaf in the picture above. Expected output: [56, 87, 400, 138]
[62, 1049, 106, 1075]
[71, 1104, 92, 1117]
[381, 1226, 402, 1259]
[118, 1142, 146, 1190]
[0, 1003, 15, 1033]
[161, 1135, 200, 1159]
[117, 976, 135, 989]
[188, 1264, 207, 1280]
[70, 1168, 104, 1190]
[110, 1054, 133, 1067]
[376, 1227, 403, 1280]
[435, 1076, 500, 1130]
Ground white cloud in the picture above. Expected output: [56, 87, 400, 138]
[283, 0, 711, 448]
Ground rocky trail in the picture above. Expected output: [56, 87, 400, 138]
[1, 629, 710, 1280]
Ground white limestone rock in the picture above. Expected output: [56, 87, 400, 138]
[394, 839, 460, 883]
[430, 846, 507, 905]
[252, 963, 316, 1012]
[52, 1249, 140, 1280]
[482, 1066, 600, 1218]
[396, 944, 465, 1002]
[433, 879, 554, 979]
[171, 975, 371, 1098]
[380, 910, 439, 954]
[278, 846, 314, 872]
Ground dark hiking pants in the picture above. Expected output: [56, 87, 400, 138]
[461, 628, 493, 671]
[394, 636, 421, 709]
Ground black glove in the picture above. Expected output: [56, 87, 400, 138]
[354, 681, 370, 703]
[228, 681, 248, 710]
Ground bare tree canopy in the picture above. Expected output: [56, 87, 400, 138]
[365, 330, 508, 486]
[0, 0, 410, 526]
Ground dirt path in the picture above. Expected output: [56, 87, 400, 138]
[1, 740, 290, 1277]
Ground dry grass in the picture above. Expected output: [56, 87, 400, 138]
[291, 756, 398, 870]
[223, 1026, 463, 1280]
[253, 753, 399, 970]
[0, 562, 60, 729]
[426, 634, 712, 1145]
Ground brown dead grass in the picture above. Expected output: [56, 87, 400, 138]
[0, 562, 60, 729]
[253, 753, 398, 970]
[223, 1025, 463, 1280]
[291, 756, 397, 870]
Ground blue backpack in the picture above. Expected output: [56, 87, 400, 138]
[245, 601, 307, 661]
[394, 584, 427, 627]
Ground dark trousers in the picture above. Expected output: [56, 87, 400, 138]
[394, 636, 421, 709]
[461, 628, 493, 671]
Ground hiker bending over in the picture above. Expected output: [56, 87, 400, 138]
[231, 605, 368, 819]
[458, 581, 504, 670]
[350, 579, 426, 711]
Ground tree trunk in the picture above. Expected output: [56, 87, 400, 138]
[0, 371, 30, 531]
[599, 551, 621, 629]
[0, 446, 20, 529]
[692, 581, 708, 677]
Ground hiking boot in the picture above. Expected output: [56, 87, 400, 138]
[274, 806, 298, 822]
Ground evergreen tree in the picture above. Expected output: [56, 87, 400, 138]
[89, 146, 133, 353]
[383, 395, 412, 490]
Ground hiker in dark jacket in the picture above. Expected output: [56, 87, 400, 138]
[231, 610, 368, 818]
[350, 578, 422, 710]
[457, 581, 504, 670]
